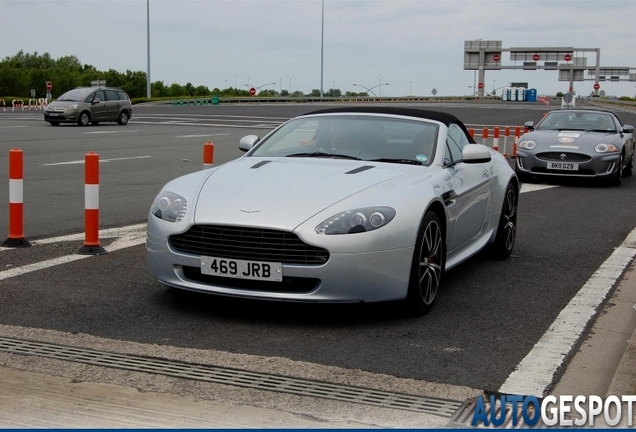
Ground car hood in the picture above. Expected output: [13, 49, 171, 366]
[526, 129, 618, 149]
[193, 157, 416, 230]
[46, 100, 81, 110]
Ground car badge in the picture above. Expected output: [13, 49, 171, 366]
[240, 208, 260, 213]
[558, 137, 575, 143]
[560, 154, 567, 160]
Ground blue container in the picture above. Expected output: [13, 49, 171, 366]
[526, 88, 537, 102]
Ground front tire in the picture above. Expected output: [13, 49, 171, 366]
[490, 182, 518, 259]
[609, 154, 623, 187]
[404, 211, 445, 316]
[78, 112, 90, 126]
[623, 151, 633, 177]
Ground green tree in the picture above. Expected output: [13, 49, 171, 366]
[0, 66, 28, 96]
[194, 85, 211, 96]
[185, 82, 195, 96]
[280, 89, 290, 97]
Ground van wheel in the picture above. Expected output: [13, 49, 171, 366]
[118, 111, 129, 125]
[78, 112, 90, 126]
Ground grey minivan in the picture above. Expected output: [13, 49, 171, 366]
[44, 87, 132, 126]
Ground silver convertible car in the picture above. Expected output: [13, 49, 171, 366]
[515, 109, 635, 186]
[146, 107, 519, 315]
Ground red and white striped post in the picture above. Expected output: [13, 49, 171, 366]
[503, 126, 511, 158]
[78, 151, 105, 255]
[493, 127, 500, 152]
[513, 126, 521, 159]
[482, 127, 489, 146]
[468, 128, 475, 139]
[203, 141, 215, 170]
[3, 148, 30, 247]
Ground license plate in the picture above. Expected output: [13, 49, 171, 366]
[201, 256, 282, 282]
[547, 162, 578, 171]
[48, 113, 58, 117]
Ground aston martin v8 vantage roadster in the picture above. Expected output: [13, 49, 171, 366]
[515, 109, 635, 186]
[146, 107, 519, 315]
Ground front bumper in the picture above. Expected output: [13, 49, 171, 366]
[516, 150, 621, 178]
[44, 111, 77, 122]
[146, 224, 414, 303]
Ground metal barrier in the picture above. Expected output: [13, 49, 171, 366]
[0, 99, 4, 112]
[11, 99, 24, 111]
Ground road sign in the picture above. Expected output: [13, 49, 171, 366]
[599, 90, 606, 97]
[46, 81, 53, 91]
[431, 88, 437, 96]
[493, 54, 500, 62]
[30, 89, 36, 98]
[593, 83, 600, 90]
[569, 86, 573, 92]
[477, 82, 484, 89]
[562, 92, 574, 103]
[564, 54, 572, 62]
[249, 87, 256, 96]
[532, 54, 540, 61]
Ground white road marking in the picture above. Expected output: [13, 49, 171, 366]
[129, 120, 276, 129]
[519, 183, 560, 193]
[0, 225, 146, 280]
[499, 226, 636, 397]
[0, 125, 29, 129]
[42, 156, 152, 166]
[83, 130, 139, 134]
[175, 134, 230, 138]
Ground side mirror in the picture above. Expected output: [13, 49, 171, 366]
[92, 98, 100, 104]
[622, 125, 634, 134]
[524, 121, 535, 131]
[462, 144, 491, 164]
[239, 135, 259, 152]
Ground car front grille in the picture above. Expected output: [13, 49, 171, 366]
[536, 152, 592, 162]
[169, 225, 330, 265]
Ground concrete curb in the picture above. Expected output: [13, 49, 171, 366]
[606, 324, 636, 396]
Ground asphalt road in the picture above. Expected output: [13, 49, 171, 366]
[1, 100, 636, 393]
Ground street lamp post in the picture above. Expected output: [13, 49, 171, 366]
[146, 0, 151, 98]
[410, 81, 412, 96]
[234, 75, 236, 88]
[320, 0, 324, 98]
[352, 82, 390, 97]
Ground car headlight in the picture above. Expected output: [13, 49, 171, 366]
[595, 143, 619, 153]
[150, 191, 187, 222]
[517, 140, 536, 150]
[315, 206, 396, 235]
[67, 104, 78, 110]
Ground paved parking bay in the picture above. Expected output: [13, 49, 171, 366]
[1, 101, 636, 425]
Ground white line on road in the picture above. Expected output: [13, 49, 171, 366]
[0, 226, 146, 281]
[83, 130, 139, 134]
[175, 134, 230, 138]
[42, 156, 152, 166]
[499, 227, 636, 397]
[129, 120, 276, 129]
[0, 125, 29, 129]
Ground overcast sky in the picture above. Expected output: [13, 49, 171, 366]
[3, 0, 636, 97]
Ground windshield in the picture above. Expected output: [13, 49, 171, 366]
[56, 88, 93, 102]
[536, 111, 617, 132]
[249, 115, 440, 165]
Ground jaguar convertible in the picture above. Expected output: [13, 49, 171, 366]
[515, 109, 635, 185]
[146, 107, 519, 315]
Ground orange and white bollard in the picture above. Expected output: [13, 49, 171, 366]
[203, 141, 215, 170]
[3, 148, 30, 247]
[78, 151, 105, 255]
[482, 127, 489, 146]
[513, 126, 521, 159]
[503, 126, 511, 158]
[493, 127, 500, 152]
[468, 128, 475, 139]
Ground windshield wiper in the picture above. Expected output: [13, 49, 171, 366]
[370, 158, 423, 166]
[286, 152, 362, 160]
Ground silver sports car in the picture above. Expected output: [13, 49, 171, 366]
[515, 109, 635, 186]
[146, 107, 519, 315]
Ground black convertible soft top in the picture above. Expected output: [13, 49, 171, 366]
[304, 106, 476, 143]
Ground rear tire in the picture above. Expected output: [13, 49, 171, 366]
[404, 211, 445, 316]
[489, 183, 518, 260]
[118, 111, 129, 125]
